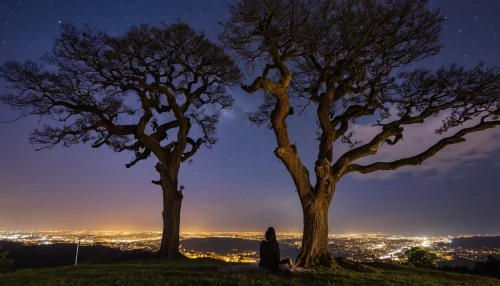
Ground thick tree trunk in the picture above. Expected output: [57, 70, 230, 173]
[157, 166, 183, 260]
[295, 192, 338, 268]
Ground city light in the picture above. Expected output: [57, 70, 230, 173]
[1, 230, 498, 264]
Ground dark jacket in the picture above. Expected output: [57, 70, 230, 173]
[259, 240, 280, 272]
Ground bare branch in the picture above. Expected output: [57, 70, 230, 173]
[248, 92, 277, 128]
[1, 22, 241, 180]
[189, 113, 219, 146]
[221, 0, 500, 199]
[331, 64, 500, 177]
[125, 148, 152, 168]
[0, 114, 27, 124]
[343, 119, 500, 175]
[181, 137, 203, 162]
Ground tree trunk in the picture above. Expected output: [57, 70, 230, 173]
[295, 193, 338, 268]
[157, 166, 183, 260]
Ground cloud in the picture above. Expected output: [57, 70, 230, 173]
[341, 110, 500, 181]
[220, 108, 237, 121]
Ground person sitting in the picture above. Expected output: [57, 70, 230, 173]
[259, 227, 280, 272]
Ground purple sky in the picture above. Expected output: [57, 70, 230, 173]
[0, 0, 499, 236]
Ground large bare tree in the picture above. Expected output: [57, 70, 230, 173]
[0, 22, 241, 260]
[220, 0, 500, 267]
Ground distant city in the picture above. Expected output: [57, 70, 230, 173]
[1, 231, 499, 266]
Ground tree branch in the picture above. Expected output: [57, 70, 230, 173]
[181, 137, 203, 162]
[125, 148, 152, 168]
[1, 21, 242, 195]
[343, 119, 500, 175]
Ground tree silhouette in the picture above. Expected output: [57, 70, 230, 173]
[405, 247, 437, 268]
[220, 0, 500, 267]
[0, 22, 241, 260]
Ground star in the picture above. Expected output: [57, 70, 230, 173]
[0, 0, 499, 235]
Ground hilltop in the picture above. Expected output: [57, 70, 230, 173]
[1, 258, 499, 286]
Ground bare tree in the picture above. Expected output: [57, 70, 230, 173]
[220, 0, 500, 267]
[0, 22, 241, 260]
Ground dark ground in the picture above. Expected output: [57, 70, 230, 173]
[0, 241, 155, 269]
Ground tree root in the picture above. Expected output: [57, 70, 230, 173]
[295, 251, 341, 269]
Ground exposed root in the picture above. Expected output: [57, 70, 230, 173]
[295, 250, 340, 269]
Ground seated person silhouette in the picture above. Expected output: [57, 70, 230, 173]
[259, 227, 280, 272]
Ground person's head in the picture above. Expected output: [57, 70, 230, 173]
[265, 227, 276, 242]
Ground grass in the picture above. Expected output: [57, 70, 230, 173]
[0, 258, 499, 286]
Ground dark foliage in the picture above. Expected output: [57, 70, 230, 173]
[440, 256, 500, 279]
[404, 247, 437, 268]
[0, 246, 15, 273]
[473, 256, 500, 279]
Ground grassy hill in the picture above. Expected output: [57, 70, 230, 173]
[0, 258, 499, 286]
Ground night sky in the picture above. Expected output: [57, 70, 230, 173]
[0, 0, 499, 236]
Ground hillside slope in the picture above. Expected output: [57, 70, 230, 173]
[1, 258, 499, 286]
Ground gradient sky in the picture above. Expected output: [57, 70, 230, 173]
[0, 0, 499, 236]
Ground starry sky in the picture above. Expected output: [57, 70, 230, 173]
[0, 0, 499, 236]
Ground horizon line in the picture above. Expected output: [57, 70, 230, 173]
[1, 229, 499, 237]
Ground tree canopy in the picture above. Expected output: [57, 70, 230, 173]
[1, 22, 241, 172]
[405, 247, 437, 268]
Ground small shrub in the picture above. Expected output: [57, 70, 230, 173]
[404, 247, 437, 268]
